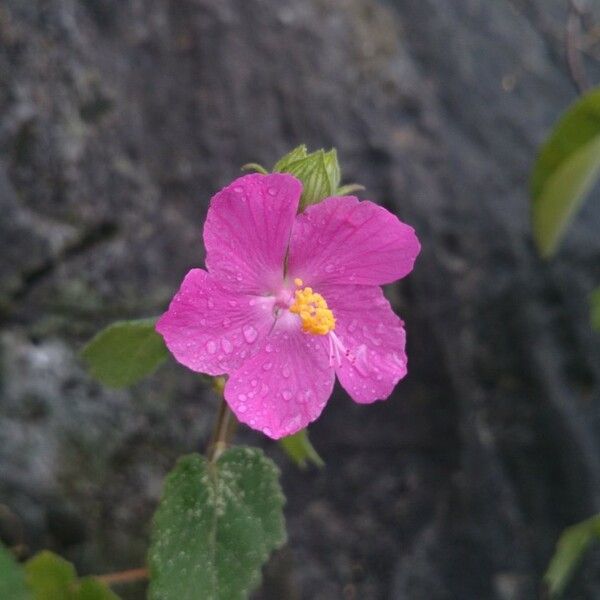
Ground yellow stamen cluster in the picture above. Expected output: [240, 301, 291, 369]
[290, 279, 336, 335]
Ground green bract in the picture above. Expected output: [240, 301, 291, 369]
[148, 448, 286, 600]
[531, 87, 600, 257]
[279, 428, 324, 469]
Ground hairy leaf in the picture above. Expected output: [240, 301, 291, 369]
[148, 448, 286, 600]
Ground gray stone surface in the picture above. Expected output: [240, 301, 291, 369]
[1, 0, 600, 598]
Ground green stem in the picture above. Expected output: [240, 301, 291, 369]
[207, 378, 237, 461]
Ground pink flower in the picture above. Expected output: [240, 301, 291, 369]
[156, 173, 420, 439]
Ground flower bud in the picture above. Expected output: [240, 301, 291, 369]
[244, 145, 364, 211]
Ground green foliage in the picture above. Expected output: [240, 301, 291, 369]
[81, 318, 168, 388]
[531, 87, 600, 257]
[591, 288, 600, 331]
[544, 514, 600, 598]
[279, 429, 324, 469]
[0, 550, 120, 600]
[148, 448, 286, 600]
[25, 551, 119, 599]
[0, 542, 29, 600]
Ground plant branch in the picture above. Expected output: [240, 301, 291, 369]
[95, 567, 148, 586]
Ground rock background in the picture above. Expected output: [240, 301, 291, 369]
[1, 0, 600, 598]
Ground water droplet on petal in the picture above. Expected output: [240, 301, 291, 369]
[243, 325, 258, 343]
[262, 362, 272, 371]
[267, 187, 277, 196]
[238, 393, 247, 402]
[221, 338, 233, 354]
[206, 341, 217, 354]
[282, 389, 292, 400]
[265, 343, 273, 353]
[238, 404, 247, 413]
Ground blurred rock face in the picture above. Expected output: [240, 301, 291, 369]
[1, 0, 600, 598]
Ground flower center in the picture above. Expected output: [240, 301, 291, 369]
[289, 278, 335, 335]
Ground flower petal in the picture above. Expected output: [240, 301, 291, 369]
[156, 269, 275, 376]
[288, 196, 420, 287]
[224, 313, 335, 439]
[204, 173, 302, 293]
[323, 284, 407, 404]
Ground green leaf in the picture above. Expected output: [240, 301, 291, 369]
[26, 552, 75, 599]
[531, 87, 600, 257]
[544, 514, 600, 598]
[148, 448, 286, 600]
[591, 288, 600, 332]
[81, 318, 168, 388]
[25, 552, 118, 600]
[279, 429, 324, 469]
[0, 542, 29, 600]
[77, 578, 120, 600]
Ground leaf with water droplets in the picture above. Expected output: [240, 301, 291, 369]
[279, 429, 324, 469]
[81, 318, 168, 388]
[148, 448, 286, 600]
[0, 541, 29, 600]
